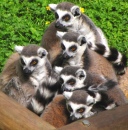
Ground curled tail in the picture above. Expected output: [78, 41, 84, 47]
[88, 43, 127, 75]
[88, 79, 117, 92]
[88, 80, 118, 110]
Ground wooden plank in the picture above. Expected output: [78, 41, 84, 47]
[0, 92, 55, 130]
[57, 104, 128, 130]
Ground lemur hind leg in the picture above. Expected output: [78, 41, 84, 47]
[2, 77, 26, 105]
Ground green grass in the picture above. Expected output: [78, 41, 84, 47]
[0, 0, 128, 72]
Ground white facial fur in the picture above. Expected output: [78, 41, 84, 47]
[62, 40, 79, 57]
[20, 49, 49, 88]
[61, 40, 87, 66]
[56, 9, 76, 28]
[20, 56, 46, 73]
[60, 74, 86, 91]
[67, 100, 94, 120]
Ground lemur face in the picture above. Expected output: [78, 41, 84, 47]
[15, 45, 48, 75]
[49, 3, 81, 31]
[59, 68, 86, 91]
[55, 10, 75, 31]
[61, 40, 79, 59]
[63, 91, 95, 121]
[56, 31, 87, 59]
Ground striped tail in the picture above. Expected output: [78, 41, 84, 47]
[27, 81, 60, 116]
[88, 43, 127, 75]
[88, 79, 117, 92]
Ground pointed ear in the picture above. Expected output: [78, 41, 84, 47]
[49, 4, 57, 11]
[54, 66, 63, 74]
[71, 6, 81, 17]
[56, 31, 66, 39]
[14, 45, 24, 54]
[77, 35, 87, 46]
[37, 48, 48, 58]
[86, 95, 95, 105]
[63, 91, 73, 100]
[75, 69, 86, 80]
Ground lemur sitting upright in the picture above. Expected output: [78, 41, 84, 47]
[63, 89, 117, 121]
[55, 66, 127, 106]
[0, 44, 60, 115]
[41, 2, 127, 75]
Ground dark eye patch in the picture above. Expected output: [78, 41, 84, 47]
[30, 59, 38, 66]
[61, 43, 65, 50]
[20, 58, 25, 66]
[88, 102, 94, 106]
[69, 45, 77, 52]
[59, 77, 64, 84]
[77, 107, 85, 113]
[55, 12, 59, 19]
[62, 14, 71, 22]
[67, 105, 73, 112]
[67, 78, 76, 85]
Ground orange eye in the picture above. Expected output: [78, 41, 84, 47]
[69, 46, 77, 52]
[67, 79, 76, 86]
[32, 61, 37, 65]
[77, 108, 85, 113]
[71, 47, 76, 52]
[69, 81, 75, 85]
[30, 59, 38, 66]
[64, 16, 70, 21]
[62, 14, 70, 22]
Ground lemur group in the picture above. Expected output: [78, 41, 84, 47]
[0, 2, 127, 123]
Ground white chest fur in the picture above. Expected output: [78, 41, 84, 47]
[68, 45, 86, 67]
[30, 67, 48, 90]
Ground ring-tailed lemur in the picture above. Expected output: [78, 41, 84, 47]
[1, 44, 60, 115]
[42, 25, 118, 81]
[55, 66, 117, 92]
[63, 89, 117, 121]
[52, 32, 88, 68]
[53, 31, 127, 75]
[42, 2, 127, 75]
[55, 66, 127, 106]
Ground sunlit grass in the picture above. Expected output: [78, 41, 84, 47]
[0, 0, 128, 72]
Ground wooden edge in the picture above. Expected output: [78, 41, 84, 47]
[0, 91, 56, 130]
[57, 104, 128, 130]
[1, 90, 128, 130]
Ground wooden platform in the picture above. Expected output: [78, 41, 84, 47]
[0, 91, 128, 130]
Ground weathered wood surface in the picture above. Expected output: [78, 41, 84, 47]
[58, 104, 128, 130]
[0, 91, 55, 130]
[1, 91, 128, 130]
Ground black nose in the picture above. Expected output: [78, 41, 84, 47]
[23, 68, 32, 75]
[55, 22, 61, 28]
[63, 53, 70, 59]
[62, 86, 70, 92]
[70, 115, 77, 121]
